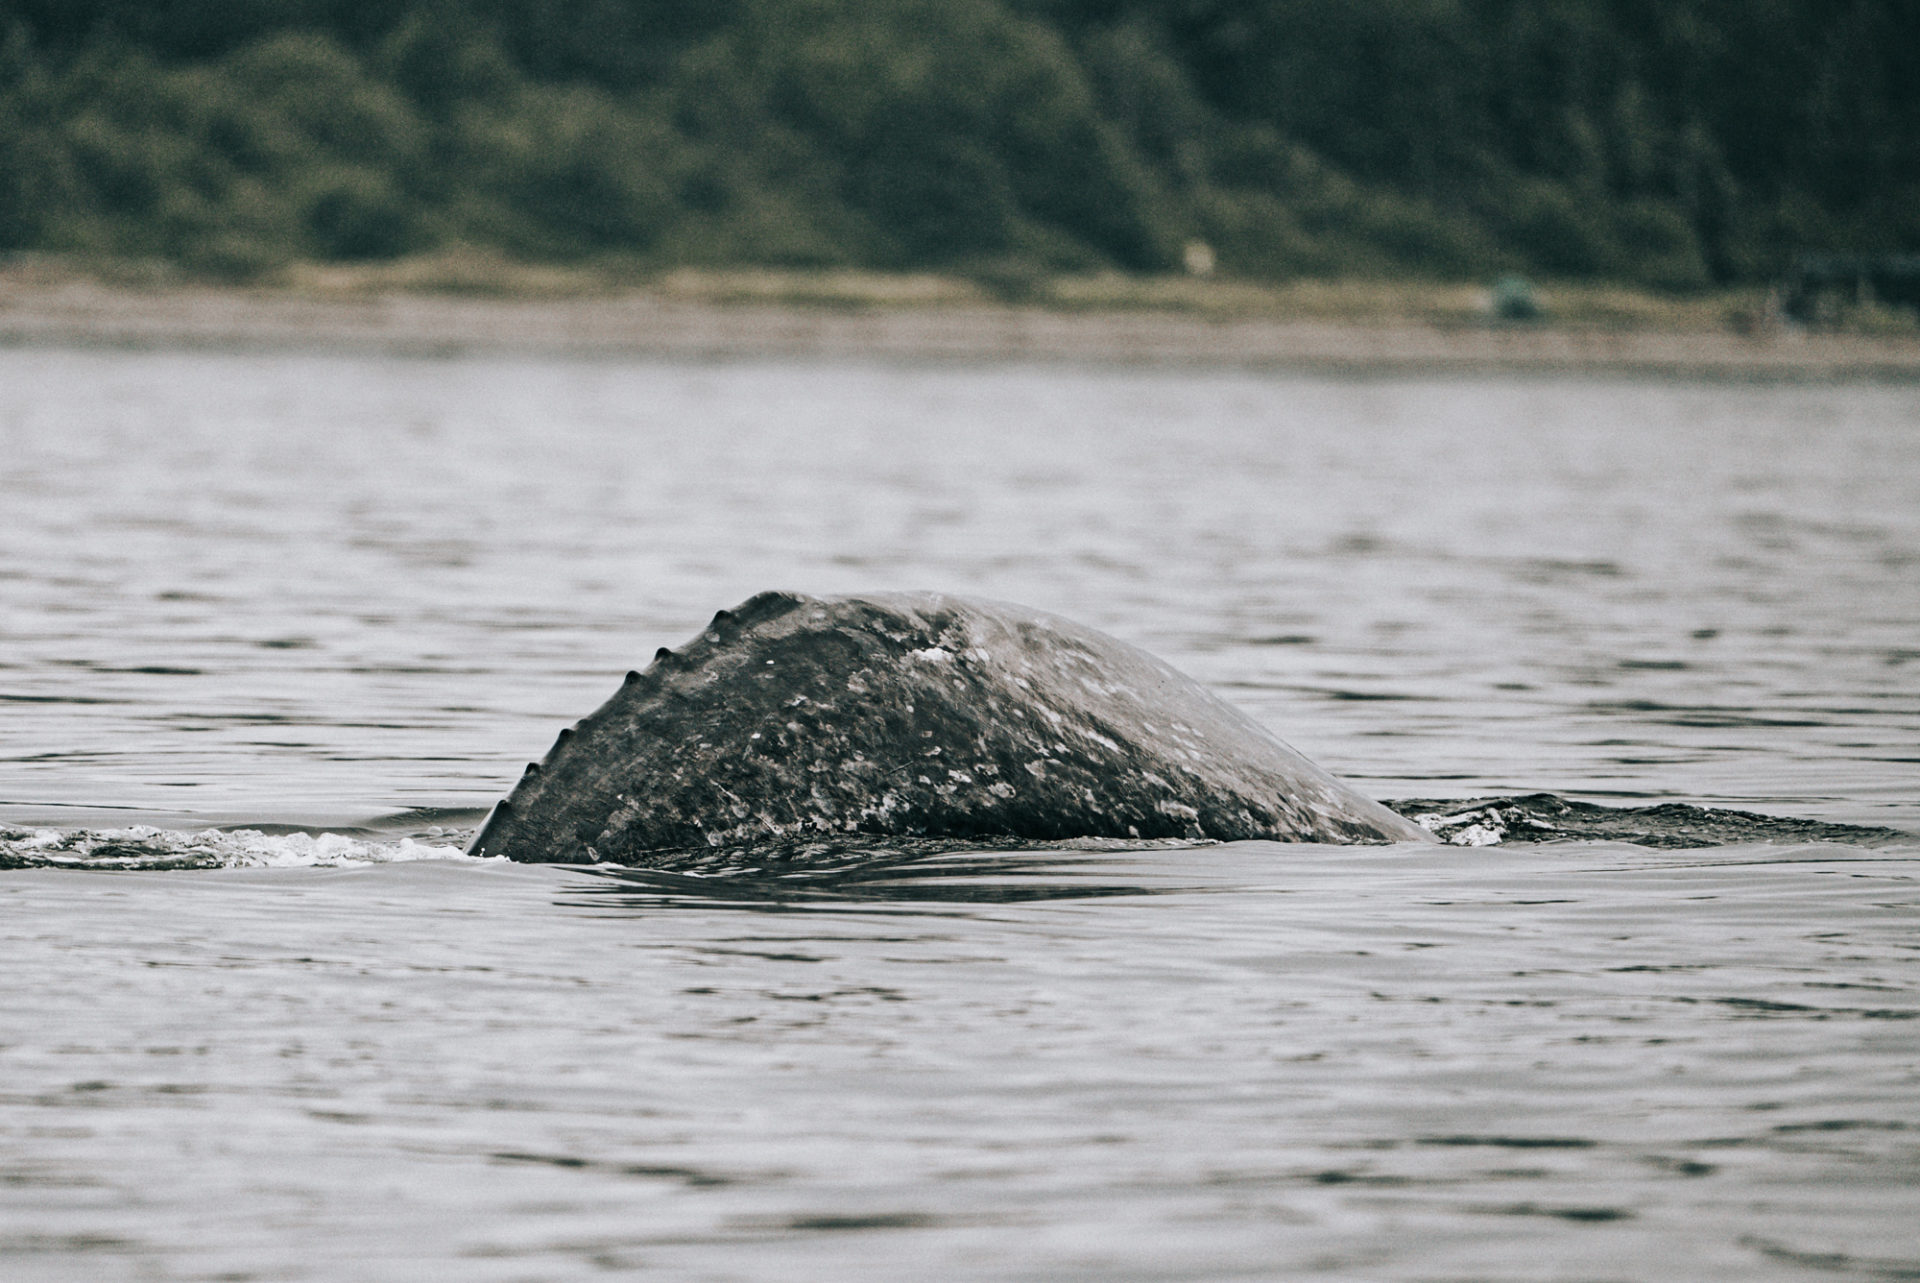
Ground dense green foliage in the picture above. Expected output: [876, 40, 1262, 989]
[2, 0, 1914, 285]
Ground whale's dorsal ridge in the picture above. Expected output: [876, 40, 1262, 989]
[470, 591, 1431, 863]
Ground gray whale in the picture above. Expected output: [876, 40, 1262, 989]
[469, 591, 1430, 863]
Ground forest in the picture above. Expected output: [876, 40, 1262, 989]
[2, 0, 1915, 288]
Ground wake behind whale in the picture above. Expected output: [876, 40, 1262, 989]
[469, 591, 1430, 864]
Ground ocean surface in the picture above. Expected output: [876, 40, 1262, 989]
[1, 344, 1916, 1280]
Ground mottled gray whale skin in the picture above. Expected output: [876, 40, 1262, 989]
[469, 591, 1431, 863]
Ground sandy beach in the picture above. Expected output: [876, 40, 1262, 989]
[5, 274, 1919, 379]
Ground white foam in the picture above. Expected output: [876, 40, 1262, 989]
[0, 824, 487, 870]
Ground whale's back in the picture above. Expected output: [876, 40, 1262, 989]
[470, 591, 1430, 863]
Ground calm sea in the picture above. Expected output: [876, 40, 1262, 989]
[1, 345, 1916, 1280]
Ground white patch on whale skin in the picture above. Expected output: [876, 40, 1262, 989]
[910, 647, 953, 663]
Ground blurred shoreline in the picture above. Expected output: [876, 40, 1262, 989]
[5, 260, 1918, 380]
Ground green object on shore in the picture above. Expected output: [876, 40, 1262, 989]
[1493, 275, 1543, 321]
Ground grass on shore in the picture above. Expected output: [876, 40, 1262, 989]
[5, 248, 1917, 336]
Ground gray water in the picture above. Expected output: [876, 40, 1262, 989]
[1, 345, 1917, 1280]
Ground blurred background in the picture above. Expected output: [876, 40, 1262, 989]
[2, 0, 1916, 302]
